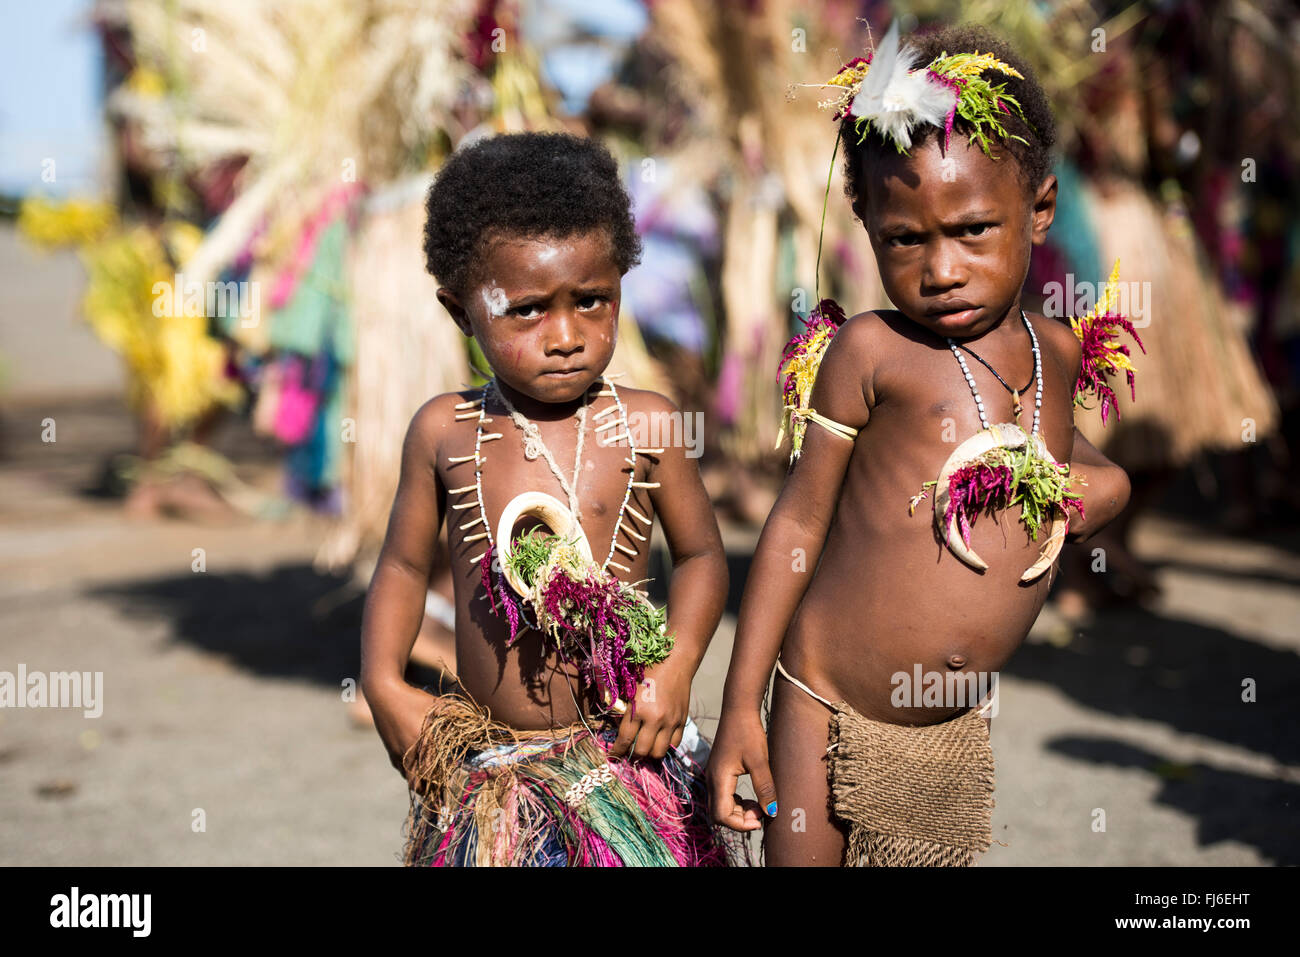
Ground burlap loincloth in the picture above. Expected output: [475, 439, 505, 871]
[828, 702, 995, 866]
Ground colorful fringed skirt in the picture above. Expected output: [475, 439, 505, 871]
[401, 693, 735, 867]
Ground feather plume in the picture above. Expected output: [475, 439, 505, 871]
[850, 22, 959, 152]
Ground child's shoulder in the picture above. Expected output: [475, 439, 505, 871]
[405, 388, 484, 446]
[839, 307, 919, 347]
[821, 307, 916, 371]
[1027, 311, 1082, 374]
[600, 381, 682, 417]
[807, 309, 907, 412]
[598, 383, 698, 463]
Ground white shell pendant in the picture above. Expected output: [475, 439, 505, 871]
[932, 423, 1068, 582]
[492, 491, 627, 713]
[494, 491, 594, 597]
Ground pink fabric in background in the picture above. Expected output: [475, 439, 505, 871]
[273, 359, 318, 444]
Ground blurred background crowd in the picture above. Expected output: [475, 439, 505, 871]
[1, 0, 1297, 865]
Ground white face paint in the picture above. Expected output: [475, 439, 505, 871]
[534, 244, 561, 263]
[480, 280, 509, 318]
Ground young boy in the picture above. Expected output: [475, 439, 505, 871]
[708, 25, 1135, 865]
[360, 131, 731, 866]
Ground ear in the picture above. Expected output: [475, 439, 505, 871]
[437, 287, 474, 337]
[1030, 174, 1057, 246]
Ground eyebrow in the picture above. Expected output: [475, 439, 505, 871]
[503, 295, 545, 309]
[943, 209, 999, 226]
[573, 283, 618, 296]
[877, 210, 1000, 237]
[876, 221, 921, 237]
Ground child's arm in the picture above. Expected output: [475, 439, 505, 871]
[360, 399, 448, 776]
[708, 321, 873, 831]
[609, 393, 728, 760]
[1065, 428, 1131, 542]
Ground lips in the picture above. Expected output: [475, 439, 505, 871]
[542, 368, 585, 377]
[927, 299, 979, 317]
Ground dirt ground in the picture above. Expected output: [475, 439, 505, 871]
[1, 229, 1296, 865]
[1, 390, 1297, 866]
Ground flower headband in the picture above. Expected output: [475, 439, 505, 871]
[817, 20, 1030, 156]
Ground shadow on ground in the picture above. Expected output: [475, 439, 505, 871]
[91, 564, 365, 686]
[1049, 736, 1300, 865]
[90, 541, 1298, 867]
[1006, 605, 1300, 767]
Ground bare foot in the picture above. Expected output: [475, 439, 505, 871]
[124, 478, 164, 519]
[159, 472, 241, 523]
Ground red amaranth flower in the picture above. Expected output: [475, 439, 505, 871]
[536, 570, 645, 715]
[480, 543, 523, 645]
[479, 546, 497, 614]
[943, 461, 1016, 546]
[926, 71, 964, 150]
[1074, 311, 1146, 425]
[1061, 487, 1086, 531]
[778, 298, 846, 404]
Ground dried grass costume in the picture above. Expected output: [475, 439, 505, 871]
[401, 378, 737, 867]
[402, 692, 731, 867]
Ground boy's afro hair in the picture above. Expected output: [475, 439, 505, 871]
[423, 131, 642, 296]
[840, 24, 1057, 209]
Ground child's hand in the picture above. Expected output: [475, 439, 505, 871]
[609, 659, 692, 760]
[367, 680, 442, 781]
[706, 709, 776, 832]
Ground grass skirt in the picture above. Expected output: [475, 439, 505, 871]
[402, 693, 736, 867]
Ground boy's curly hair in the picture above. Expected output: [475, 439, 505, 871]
[840, 24, 1057, 211]
[423, 131, 642, 297]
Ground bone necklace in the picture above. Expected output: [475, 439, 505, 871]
[446, 375, 663, 633]
[928, 311, 1072, 582]
[493, 378, 589, 523]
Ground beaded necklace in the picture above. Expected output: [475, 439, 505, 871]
[920, 309, 1083, 581]
[445, 375, 663, 633]
[953, 343, 1035, 417]
[947, 310, 1043, 435]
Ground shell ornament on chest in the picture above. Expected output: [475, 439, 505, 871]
[929, 423, 1071, 582]
[778, 262, 1144, 585]
[450, 376, 675, 718]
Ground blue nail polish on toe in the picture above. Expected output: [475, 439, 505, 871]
[766, 801, 778, 817]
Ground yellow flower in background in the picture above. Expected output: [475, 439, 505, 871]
[17, 197, 117, 249]
[18, 198, 241, 431]
[125, 66, 168, 98]
[1070, 258, 1136, 376]
[828, 61, 869, 88]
